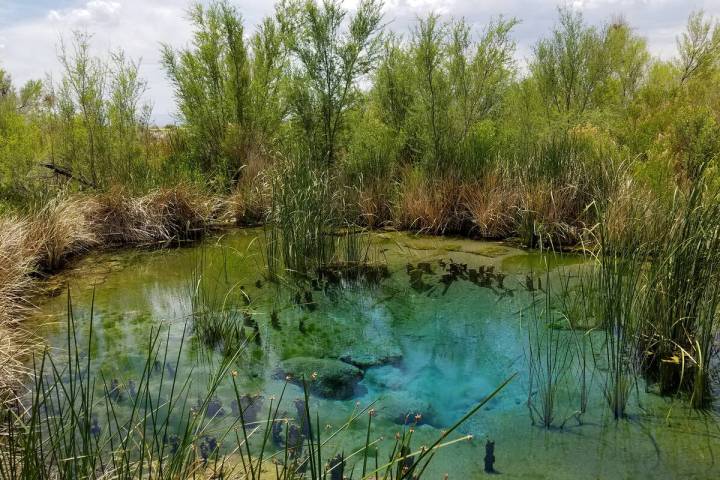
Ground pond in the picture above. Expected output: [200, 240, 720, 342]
[28, 229, 720, 478]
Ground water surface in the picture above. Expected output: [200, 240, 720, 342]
[29, 229, 720, 478]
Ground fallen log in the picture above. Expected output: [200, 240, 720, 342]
[40, 162, 95, 188]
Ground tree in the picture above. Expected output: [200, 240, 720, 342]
[412, 13, 448, 170]
[163, 1, 287, 183]
[0, 70, 44, 201]
[58, 31, 108, 186]
[448, 17, 517, 138]
[677, 10, 720, 84]
[531, 8, 610, 124]
[278, 0, 384, 165]
[107, 51, 151, 184]
[603, 17, 649, 108]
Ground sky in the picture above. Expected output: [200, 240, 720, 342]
[1, 0, 719, 125]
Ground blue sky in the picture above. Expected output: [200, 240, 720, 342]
[1, 0, 719, 125]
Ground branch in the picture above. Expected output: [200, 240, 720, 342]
[40, 162, 96, 188]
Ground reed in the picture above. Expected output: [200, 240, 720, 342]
[187, 251, 251, 356]
[638, 170, 720, 407]
[581, 195, 647, 419]
[524, 267, 573, 428]
[0, 293, 513, 479]
[393, 168, 465, 235]
[555, 269, 597, 424]
[264, 155, 374, 279]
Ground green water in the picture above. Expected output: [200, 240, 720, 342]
[29, 229, 720, 478]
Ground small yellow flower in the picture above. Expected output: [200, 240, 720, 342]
[311, 371, 318, 381]
[231, 370, 238, 378]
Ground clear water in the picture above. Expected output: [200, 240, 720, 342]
[29, 229, 720, 478]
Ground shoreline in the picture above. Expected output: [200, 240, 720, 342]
[0, 181, 598, 400]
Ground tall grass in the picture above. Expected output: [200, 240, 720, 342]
[264, 155, 374, 279]
[576, 197, 646, 419]
[524, 267, 573, 428]
[187, 251, 252, 356]
[639, 170, 720, 407]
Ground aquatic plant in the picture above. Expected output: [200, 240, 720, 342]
[593, 252, 643, 419]
[555, 270, 597, 424]
[264, 154, 375, 279]
[638, 170, 720, 407]
[188, 251, 253, 356]
[578, 194, 647, 419]
[524, 268, 573, 428]
[0, 293, 513, 479]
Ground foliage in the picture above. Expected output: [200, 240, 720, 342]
[277, 0, 384, 166]
[162, 1, 286, 185]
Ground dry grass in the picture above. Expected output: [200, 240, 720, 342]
[228, 180, 270, 226]
[393, 169, 465, 234]
[90, 185, 218, 246]
[25, 197, 99, 271]
[0, 217, 35, 398]
[462, 174, 518, 239]
[229, 150, 272, 226]
[0, 185, 222, 397]
[348, 180, 393, 228]
[516, 181, 589, 247]
[0, 217, 33, 320]
[600, 179, 663, 248]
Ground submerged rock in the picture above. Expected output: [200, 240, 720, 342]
[206, 397, 225, 418]
[379, 393, 437, 427]
[340, 348, 402, 369]
[328, 453, 345, 480]
[271, 414, 285, 446]
[231, 394, 264, 423]
[276, 357, 363, 400]
[287, 423, 304, 459]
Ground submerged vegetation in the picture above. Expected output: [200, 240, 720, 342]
[0, 298, 513, 479]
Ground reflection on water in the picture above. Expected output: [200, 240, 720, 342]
[29, 229, 720, 478]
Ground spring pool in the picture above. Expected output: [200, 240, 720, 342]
[28, 229, 720, 478]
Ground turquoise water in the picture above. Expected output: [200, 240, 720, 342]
[29, 229, 720, 478]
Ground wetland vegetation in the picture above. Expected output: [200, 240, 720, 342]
[1, 0, 720, 478]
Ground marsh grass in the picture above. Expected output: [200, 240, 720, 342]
[188, 251, 252, 357]
[569, 200, 646, 419]
[524, 266, 574, 428]
[264, 156, 376, 281]
[638, 171, 720, 407]
[555, 270, 597, 424]
[0, 293, 513, 479]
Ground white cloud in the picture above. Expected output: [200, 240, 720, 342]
[48, 1, 123, 26]
[1, 0, 719, 124]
